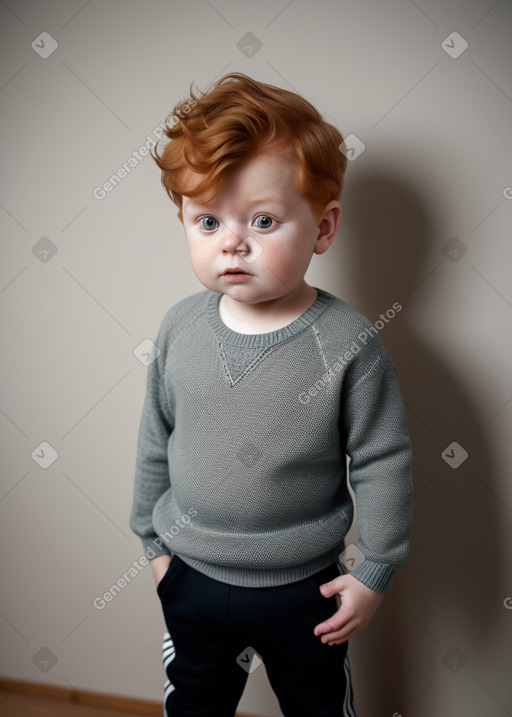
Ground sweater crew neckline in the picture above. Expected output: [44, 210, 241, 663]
[206, 288, 334, 348]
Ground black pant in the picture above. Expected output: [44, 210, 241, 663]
[157, 555, 356, 716]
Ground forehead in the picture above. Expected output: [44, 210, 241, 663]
[182, 149, 298, 211]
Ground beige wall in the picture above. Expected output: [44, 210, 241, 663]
[1, 1, 511, 715]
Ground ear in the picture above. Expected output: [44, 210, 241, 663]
[314, 200, 342, 255]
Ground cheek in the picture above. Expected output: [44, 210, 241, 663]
[186, 246, 216, 288]
[186, 237, 211, 266]
[185, 250, 207, 284]
[265, 240, 310, 273]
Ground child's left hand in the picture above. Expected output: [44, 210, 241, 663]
[313, 573, 384, 644]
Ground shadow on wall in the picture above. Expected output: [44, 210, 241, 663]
[330, 167, 506, 716]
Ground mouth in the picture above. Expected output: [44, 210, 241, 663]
[221, 267, 253, 283]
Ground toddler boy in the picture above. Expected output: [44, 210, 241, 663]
[130, 72, 413, 717]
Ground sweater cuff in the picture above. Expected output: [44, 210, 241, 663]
[140, 534, 172, 561]
[348, 559, 397, 593]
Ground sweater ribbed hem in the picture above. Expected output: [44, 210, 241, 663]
[349, 559, 397, 593]
[140, 535, 172, 560]
[176, 547, 343, 588]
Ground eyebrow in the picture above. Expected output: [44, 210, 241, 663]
[247, 198, 289, 208]
[184, 197, 290, 212]
[182, 197, 292, 220]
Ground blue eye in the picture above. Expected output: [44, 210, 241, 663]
[255, 215, 273, 229]
[200, 216, 219, 231]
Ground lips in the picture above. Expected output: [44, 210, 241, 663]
[223, 267, 252, 275]
[221, 267, 253, 283]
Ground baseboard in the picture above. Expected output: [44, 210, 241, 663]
[0, 678, 258, 716]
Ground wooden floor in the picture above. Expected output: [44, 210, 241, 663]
[0, 689, 152, 717]
[0, 686, 253, 717]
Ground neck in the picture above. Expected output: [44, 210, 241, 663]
[219, 283, 318, 334]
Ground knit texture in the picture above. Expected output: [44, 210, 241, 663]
[129, 288, 413, 591]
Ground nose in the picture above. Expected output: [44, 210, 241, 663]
[220, 225, 249, 255]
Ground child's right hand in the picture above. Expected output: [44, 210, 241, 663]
[150, 554, 173, 588]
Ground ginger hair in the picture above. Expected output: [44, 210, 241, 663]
[151, 72, 347, 223]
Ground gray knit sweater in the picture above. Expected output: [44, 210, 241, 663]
[129, 288, 413, 592]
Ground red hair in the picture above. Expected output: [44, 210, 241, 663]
[152, 73, 347, 223]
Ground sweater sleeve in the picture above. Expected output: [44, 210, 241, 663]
[340, 348, 413, 593]
[129, 316, 174, 559]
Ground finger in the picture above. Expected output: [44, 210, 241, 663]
[319, 576, 346, 597]
[313, 610, 350, 637]
[320, 622, 359, 644]
[318, 614, 358, 641]
[325, 628, 358, 645]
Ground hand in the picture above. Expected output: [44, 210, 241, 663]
[313, 573, 384, 645]
[150, 554, 173, 588]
